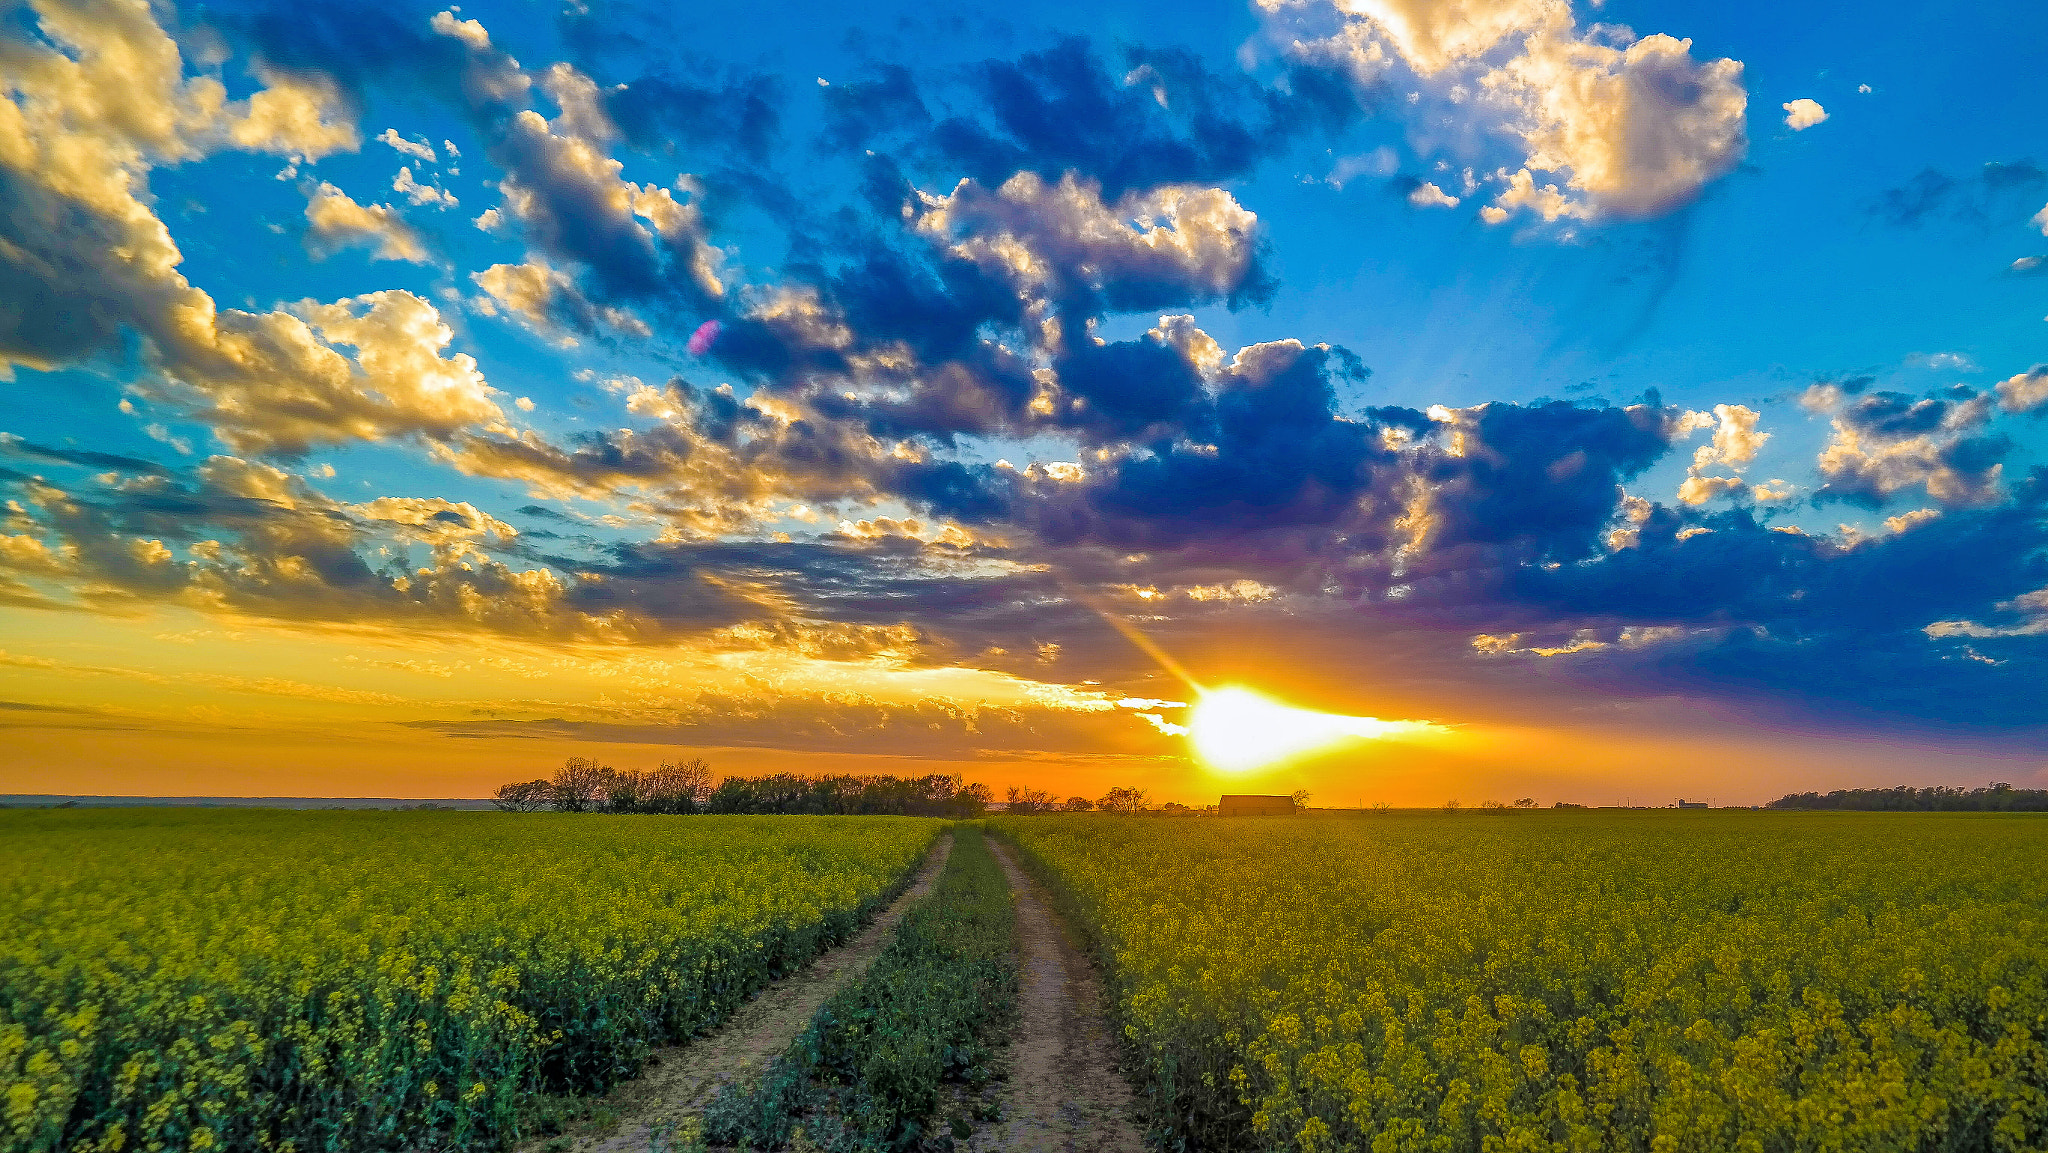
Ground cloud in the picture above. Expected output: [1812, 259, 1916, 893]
[376, 128, 438, 162]
[304, 183, 429, 262]
[0, 0, 537, 459]
[1406, 180, 1460, 208]
[1265, 0, 1748, 223]
[226, 64, 361, 160]
[393, 167, 457, 208]
[1782, 98, 1827, 130]
[0, 451, 763, 642]
[149, 291, 509, 455]
[1870, 160, 2047, 229]
[472, 261, 653, 341]
[874, 37, 1353, 200]
[601, 71, 782, 162]
[1676, 403, 1769, 505]
[1504, 490, 2048, 726]
[1995, 366, 2048, 413]
[913, 172, 1269, 333]
[1805, 382, 2008, 508]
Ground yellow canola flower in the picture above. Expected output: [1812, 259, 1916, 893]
[998, 812, 2048, 1152]
[0, 810, 938, 1153]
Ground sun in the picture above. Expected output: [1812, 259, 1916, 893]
[1187, 686, 1438, 772]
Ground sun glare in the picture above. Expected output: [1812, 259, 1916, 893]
[1188, 686, 1439, 772]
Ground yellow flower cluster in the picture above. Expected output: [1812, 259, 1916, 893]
[0, 809, 936, 1153]
[999, 812, 2048, 1151]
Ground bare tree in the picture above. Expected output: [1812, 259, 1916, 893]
[643, 758, 713, 814]
[1063, 796, 1094, 812]
[1290, 789, 1312, 812]
[550, 756, 610, 813]
[955, 781, 994, 817]
[602, 770, 645, 814]
[1006, 785, 1056, 814]
[493, 779, 551, 812]
[1097, 786, 1150, 813]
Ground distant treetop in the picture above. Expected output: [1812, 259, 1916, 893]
[1767, 783, 2048, 812]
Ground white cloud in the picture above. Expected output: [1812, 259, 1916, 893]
[1857, 83, 1872, 94]
[1994, 366, 2048, 413]
[1325, 146, 1399, 188]
[226, 65, 359, 160]
[1263, 0, 1747, 224]
[1407, 180, 1460, 208]
[0, 0, 517, 457]
[376, 128, 438, 163]
[393, 166, 458, 208]
[305, 183, 428, 263]
[1782, 98, 1828, 130]
[1803, 383, 2003, 508]
[1909, 351, 1978, 372]
[1676, 403, 1768, 505]
[915, 172, 1260, 342]
[472, 260, 652, 340]
[2033, 201, 2048, 237]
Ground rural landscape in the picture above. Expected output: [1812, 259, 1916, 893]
[3, 0, 2047, 1148]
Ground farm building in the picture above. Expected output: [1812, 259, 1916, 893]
[1219, 794, 1297, 817]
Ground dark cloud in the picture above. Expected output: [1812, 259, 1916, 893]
[601, 74, 782, 162]
[1047, 337, 1207, 441]
[1870, 160, 2047, 229]
[1414, 401, 1672, 559]
[1501, 484, 2048, 727]
[835, 38, 1353, 199]
[821, 65, 930, 152]
[0, 438, 170, 476]
[198, 0, 469, 103]
[1805, 384, 2011, 509]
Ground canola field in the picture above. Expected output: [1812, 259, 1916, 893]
[999, 812, 2048, 1153]
[0, 809, 937, 1153]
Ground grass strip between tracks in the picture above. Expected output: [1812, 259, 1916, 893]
[699, 825, 1017, 1151]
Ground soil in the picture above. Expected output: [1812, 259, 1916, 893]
[965, 840, 1147, 1153]
[522, 832, 956, 1153]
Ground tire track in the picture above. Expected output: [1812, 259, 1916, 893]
[528, 832, 955, 1153]
[969, 838, 1146, 1153]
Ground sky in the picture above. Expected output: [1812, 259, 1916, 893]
[1, 0, 2044, 806]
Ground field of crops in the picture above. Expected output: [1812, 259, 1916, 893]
[0, 810, 938, 1153]
[998, 812, 2048, 1153]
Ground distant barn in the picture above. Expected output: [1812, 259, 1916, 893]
[1219, 794, 1297, 817]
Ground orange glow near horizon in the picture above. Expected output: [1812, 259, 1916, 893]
[1187, 686, 1449, 772]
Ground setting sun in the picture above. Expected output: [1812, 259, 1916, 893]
[1187, 686, 1445, 772]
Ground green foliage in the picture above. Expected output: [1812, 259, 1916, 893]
[707, 827, 1017, 1151]
[498, 759, 994, 817]
[0, 809, 938, 1153]
[998, 812, 2048, 1152]
[1770, 782, 2048, 811]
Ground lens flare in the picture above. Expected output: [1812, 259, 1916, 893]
[1188, 686, 1442, 772]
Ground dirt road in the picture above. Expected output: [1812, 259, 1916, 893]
[529, 832, 955, 1153]
[968, 839, 1147, 1153]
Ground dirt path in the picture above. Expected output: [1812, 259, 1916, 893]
[970, 839, 1147, 1153]
[532, 833, 955, 1153]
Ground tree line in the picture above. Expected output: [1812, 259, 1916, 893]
[493, 759, 1168, 817]
[1767, 782, 2048, 811]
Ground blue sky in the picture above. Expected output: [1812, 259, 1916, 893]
[0, 0, 2043, 802]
